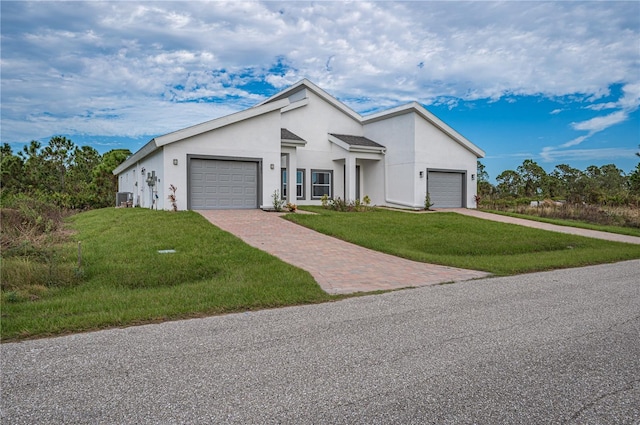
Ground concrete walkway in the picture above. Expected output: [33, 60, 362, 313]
[198, 210, 491, 294]
[447, 208, 640, 245]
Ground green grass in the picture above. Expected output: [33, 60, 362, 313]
[480, 209, 640, 237]
[4, 206, 639, 342]
[287, 207, 640, 275]
[1, 208, 336, 341]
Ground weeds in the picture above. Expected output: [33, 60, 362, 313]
[0, 193, 81, 299]
[483, 200, 640, 229]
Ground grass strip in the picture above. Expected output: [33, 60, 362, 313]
[287, 207, 640, 275]
[480, 209, 640, 237]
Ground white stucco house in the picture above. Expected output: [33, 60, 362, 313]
[113, 79, 485, 210]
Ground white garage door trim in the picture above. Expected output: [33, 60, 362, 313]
[188, 155, 262, 210]
[427, 169, 466, 208]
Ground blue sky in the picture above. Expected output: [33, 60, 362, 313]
[1, 1, 639, 183]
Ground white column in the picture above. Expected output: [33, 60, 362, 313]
[286, 150, 298, 204]
[345, 154, 357, 201]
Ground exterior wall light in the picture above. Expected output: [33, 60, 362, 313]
[173, 159, 178, 165]
[419, 171, 424, 178]
[471, 174, 475, 180]
[270, 163, 275, 170]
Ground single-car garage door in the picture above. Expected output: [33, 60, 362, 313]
[427, 171, 464, 208]
[190, 159, 258, 209]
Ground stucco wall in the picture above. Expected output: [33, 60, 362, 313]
[365, 113, 419, 208]
[117, 149, 165, 209]
[162, 109, 281, 210]
[281, 90, 364, 204]
[414, 118, 478, 208]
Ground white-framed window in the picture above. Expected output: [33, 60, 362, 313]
[296, 169, 305, 199]
[311, 169, 332, 199]
[282, 169, 306, 200]
[281, 168, 287, 199]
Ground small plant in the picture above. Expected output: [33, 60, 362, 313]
[424, 192, 434, 210]
[474, 194, 482, 208]
[286, 202, 297, 212]
[168, 184, 178, 211]
[320, 194, 329, 208]
[320, 196, 373, 212]
[272, 190, 284, 212]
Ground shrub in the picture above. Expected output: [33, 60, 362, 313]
[0, 193, 81, 298]
[168, 184, 178, 211]
[272, 190, 284, 212]
[321, 196, 373, 212]
[424, 193, 434, 210]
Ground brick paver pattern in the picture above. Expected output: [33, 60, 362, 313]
[198, 210, 491, 294]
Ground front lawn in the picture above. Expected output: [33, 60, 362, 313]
[286, 207, 640, 275]
[1, 208, 335, 341]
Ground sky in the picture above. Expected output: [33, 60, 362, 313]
[1, 1, 639, 183]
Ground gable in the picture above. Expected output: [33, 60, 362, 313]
[259, 79, 362, 123]
[363, 102, 485, 158]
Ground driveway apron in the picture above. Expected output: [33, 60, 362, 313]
[198, 210, 491, 294]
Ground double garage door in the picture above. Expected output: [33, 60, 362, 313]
[190, 159, 258, 209]
[427, 171, 464, 208]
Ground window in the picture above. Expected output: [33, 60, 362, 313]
[311, 170, 332, 199]
[281, 168, 287, 199]
[296, 169, 305, 199]
[282, 169, 306, 200]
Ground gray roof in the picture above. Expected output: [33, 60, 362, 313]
[281, 128, 305, 141]
[329, 134, 385, 149]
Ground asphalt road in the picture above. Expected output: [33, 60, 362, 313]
[2, 260, 639, 424]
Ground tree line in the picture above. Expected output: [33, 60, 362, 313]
[477, 151, 640, 205]
[2, 136, 639, 210]
[1, 136, 131, 209]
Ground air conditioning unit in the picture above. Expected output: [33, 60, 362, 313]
[116, 192, 133, 208]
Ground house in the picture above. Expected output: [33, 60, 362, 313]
[113, 79, 485, 210]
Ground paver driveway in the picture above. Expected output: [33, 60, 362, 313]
[198, 210, 490, 294]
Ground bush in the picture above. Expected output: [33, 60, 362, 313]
[321, 196, 372, 212]
[1, 192, 81, 298]
[272, 190, 284, 212]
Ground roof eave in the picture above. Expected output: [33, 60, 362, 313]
[328, 134, 385, 154]
[281, 139, 307, 148]
[113, 139, 158, 175]
[349, 146, 386, 154]
[155, 98, 290, 147]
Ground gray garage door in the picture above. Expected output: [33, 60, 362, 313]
[427, 171, 464, 208]
[190, 159, 258, 209]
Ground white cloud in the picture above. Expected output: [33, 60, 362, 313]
[571, 110, 629, 133]
[551, 81, 640, 151]
[540, 147, 638, 163]
[586, 102, 618, 111]
[1, 1, 639, 145]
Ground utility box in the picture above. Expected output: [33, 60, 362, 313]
[116, 192, 133, 207]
